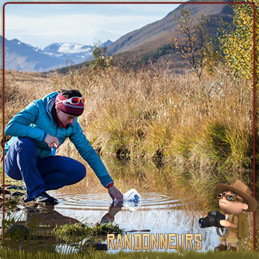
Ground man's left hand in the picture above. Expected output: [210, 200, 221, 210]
[108, 185, 123, 202]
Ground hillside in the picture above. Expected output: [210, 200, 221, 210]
[107, 2, 233, 68]
[48, 1, 234, 73]
[2, 2, 234, 73]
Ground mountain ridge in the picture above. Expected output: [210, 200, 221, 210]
[2, 1, 234, 72]
[1, 37, 112, 72]
[108, 2, 233, 63]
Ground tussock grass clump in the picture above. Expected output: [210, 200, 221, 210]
[53, 222, 123, 242]
[52, 222, 124, 252]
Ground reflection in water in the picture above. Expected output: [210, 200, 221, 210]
[0, 192, 220, 253]
[2, 206, 79, 253]
[53, 192, 219, 252]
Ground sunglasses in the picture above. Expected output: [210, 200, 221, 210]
[56, 96, 85, 105]
[217, 192, 246, 203]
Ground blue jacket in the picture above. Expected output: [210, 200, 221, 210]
[4, 91, 113, 188]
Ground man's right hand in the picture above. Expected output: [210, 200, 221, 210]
[108, 185, 123, 202]
[44, 134, 60, 148]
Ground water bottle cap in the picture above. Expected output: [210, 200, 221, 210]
[51, 147, 56, 156]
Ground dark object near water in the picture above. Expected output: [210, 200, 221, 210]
[199, 211, 225, 228]
[11, 192, 25, 196]
[0, 187, 11, 194]
[7, 185, 25, 190]
[93, 243, 107, 250]
[6, 224, 30, 240]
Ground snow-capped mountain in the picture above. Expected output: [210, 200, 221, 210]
[42, 42, 93, 66]
[42, 41, 112, 63]
[43, 43, 92, 54]
[1, 37, 112, 72]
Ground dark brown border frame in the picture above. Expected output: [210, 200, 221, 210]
[1, 1, 257, 251]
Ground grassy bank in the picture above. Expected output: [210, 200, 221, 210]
[50, 66, 255, 207]
[2, 66, 256, 204]
[0, 248, 258, 259]
[1, 66, 258, 254]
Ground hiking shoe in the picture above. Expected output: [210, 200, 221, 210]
[214, 244, 227, 252]
[33, 192, 58, 205]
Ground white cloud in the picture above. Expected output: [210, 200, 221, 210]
[5, 5, 180, 47]
[5, 10, 173, 48]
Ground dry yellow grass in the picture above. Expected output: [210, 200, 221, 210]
[2, 66, 258, 250]
[2, 67, 255, 199]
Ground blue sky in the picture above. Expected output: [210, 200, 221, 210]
[3, 3, 181, 49]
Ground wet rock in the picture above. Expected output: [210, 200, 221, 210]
[11, 192, 25, 197]
[5, 196, 17, 203]
[94, 242, 107, 251]
[0, 194, 23, 211]
[0, 187, 11, 194]
[7, 185, 25, 190]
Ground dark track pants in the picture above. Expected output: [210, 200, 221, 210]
[4, 137, 86, 201]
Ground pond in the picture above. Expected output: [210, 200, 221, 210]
[1, 190, 220, 253]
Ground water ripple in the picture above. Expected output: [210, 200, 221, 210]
[53, 192, 183, 211]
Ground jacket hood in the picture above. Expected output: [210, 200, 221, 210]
[44, 92, 58, 117]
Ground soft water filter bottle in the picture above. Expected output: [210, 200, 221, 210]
[123, 188, 141, 211]
[123, 188, 141, 203]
